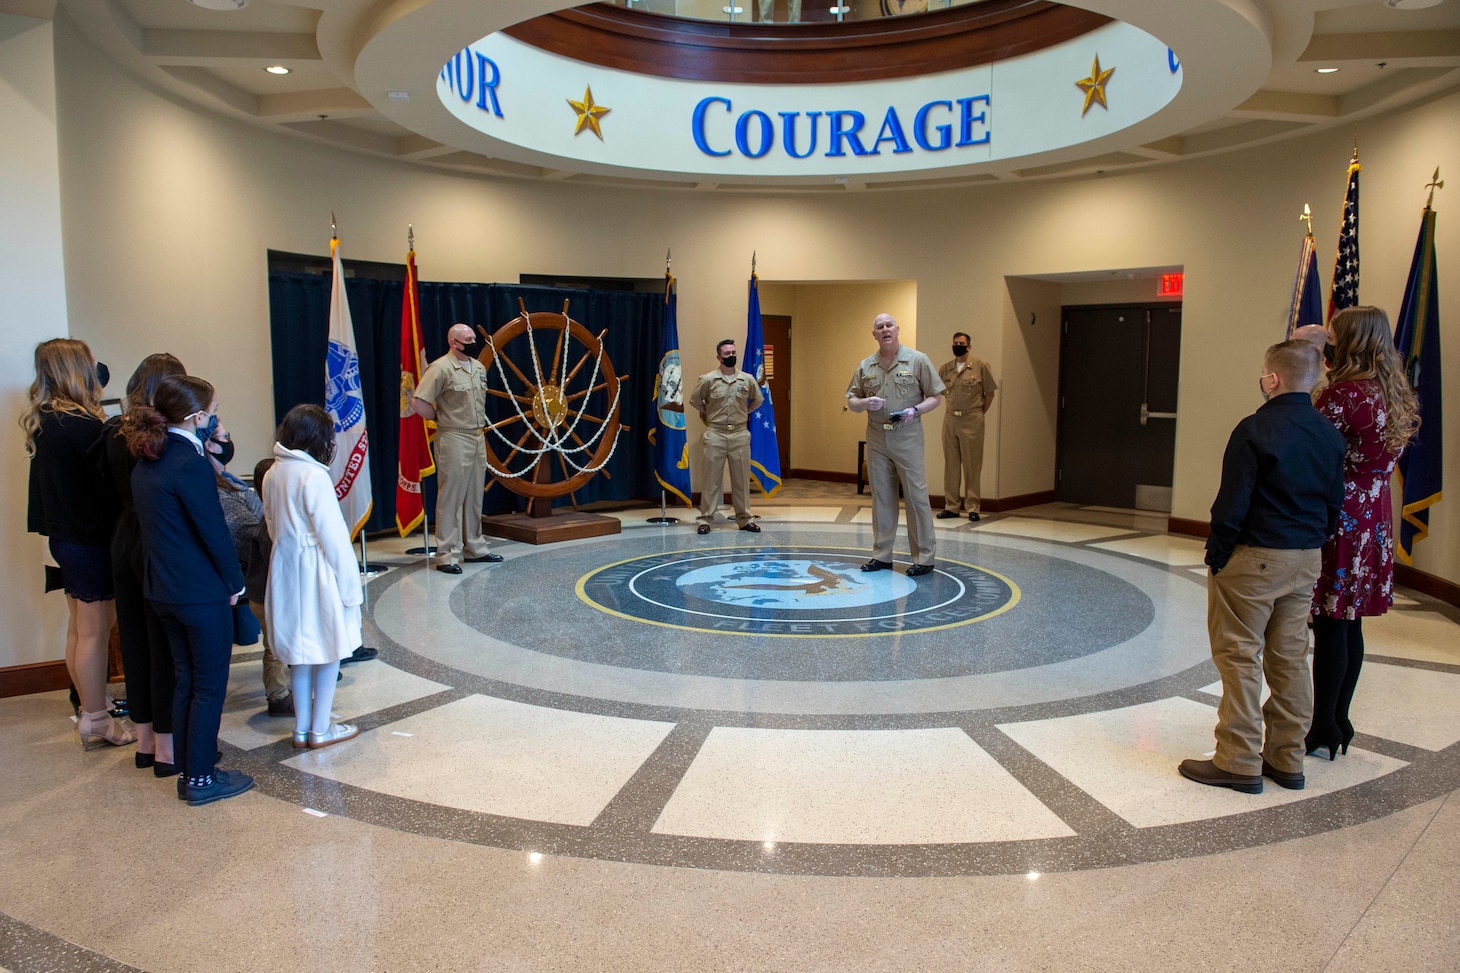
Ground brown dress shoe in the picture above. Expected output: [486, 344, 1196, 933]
[1178, 758, 1262, 794]
[1261, 760, 1305, 790]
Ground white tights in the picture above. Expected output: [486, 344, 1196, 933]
[289, 663, 341, 736]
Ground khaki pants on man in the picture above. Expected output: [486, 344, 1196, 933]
[697, 426, 753, 527]
[941, 411, 986, 512]
[1207, 545, 1321, 776]
[248, 601, 289, 702]
[433, 428, 491, 566]
[866, 421, 935, 566]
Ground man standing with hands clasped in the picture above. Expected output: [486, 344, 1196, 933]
[1179, 339, 1345, 794]
[938, 332, 997, 522]
[689, 339, 764, 536]
[412, 323, 505, 574]
[846, 313, 944, 576]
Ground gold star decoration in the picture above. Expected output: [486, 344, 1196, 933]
[1075, 55, 1115, 117]
[567, 86, 610, 140]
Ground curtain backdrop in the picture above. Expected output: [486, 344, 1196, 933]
[268, 273, 663, 532]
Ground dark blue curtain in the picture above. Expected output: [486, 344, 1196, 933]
[267, 273, 663, 532]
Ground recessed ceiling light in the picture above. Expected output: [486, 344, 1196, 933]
[185, 0, 247, 10]
[264, 65, 290, 75]
[1314, 67, 1340, 74]
[1386, 0, 1443, 9]
[387, 90, 410, 101]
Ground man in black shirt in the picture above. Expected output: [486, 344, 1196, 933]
[1180, 340, 1345, 794]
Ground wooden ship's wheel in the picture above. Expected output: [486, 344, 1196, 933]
[475, 300, 628, 540]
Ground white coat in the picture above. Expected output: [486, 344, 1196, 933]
[263, 443, 363, 665]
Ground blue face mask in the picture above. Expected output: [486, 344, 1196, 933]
[196, 413, 219, 445]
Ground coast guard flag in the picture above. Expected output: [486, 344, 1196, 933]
[396, 246, 434, 535]
[1393, 203, 1443, 565]
[1327, 157, 1361, 322]
[1287, 231, 1323, 338]
[325, 236, 373, 539]
[651, 273, 692, 506]
[744, 273, 782, 495]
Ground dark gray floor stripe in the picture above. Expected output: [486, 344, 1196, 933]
[0, 911, 147, 973]
[589, 720, 713, 832]
[961, 723, 1133, 837]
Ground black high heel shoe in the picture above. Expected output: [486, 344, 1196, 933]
[1305, 726, 1342, 761]
[1337, 718, 1355, 755]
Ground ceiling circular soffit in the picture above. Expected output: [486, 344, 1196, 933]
[354, 1, 1274, 185]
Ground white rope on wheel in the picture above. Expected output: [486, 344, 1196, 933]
[478, 313, 624, 480]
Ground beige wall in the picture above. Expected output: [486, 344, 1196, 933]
[2, 15, 72, 666]
[5, 13, 1457, 669]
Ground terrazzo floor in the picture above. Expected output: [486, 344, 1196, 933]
[2, 484, 1457, 972]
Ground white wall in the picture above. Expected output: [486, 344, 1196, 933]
[7, 12, 1458, 669]
[1, 14, 71, 667]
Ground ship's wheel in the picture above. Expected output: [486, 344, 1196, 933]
[476, 301, 626, 509]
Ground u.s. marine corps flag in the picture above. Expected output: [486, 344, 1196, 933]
[396, 242, 434, 535]
[1394, 188, 1443, 565]
[325, 233, 373, 539]
[652, 271, 692, 506]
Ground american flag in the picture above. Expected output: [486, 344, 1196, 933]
[1327, 158, 1361, 322]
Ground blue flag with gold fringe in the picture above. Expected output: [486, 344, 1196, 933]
[651, 273, 692, 507]
[1394, 203, 1443, 564]
[1287, 231, 1324, 338]
[744, 274, 782, 496]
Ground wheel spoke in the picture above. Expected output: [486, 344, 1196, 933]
[486, 414, 523, 433]
[561, 347, 596, 387]
[566, 429, 611, 479]
[486, 388, 533, 405]
[549, 325, 568, 381]
[565, 380, 609, 403]
[572, 412, 606, 425]
[501, 426, 537, 468]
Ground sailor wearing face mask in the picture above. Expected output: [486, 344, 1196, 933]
[412, 323, 504, 574]
[937, 332, 997, 522]
[688, 339, 764, 536]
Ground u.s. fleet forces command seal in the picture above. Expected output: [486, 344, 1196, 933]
[577, 547, 1018, 637]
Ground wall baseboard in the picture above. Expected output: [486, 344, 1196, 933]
[787, 468, 859, 484]
[0, 660, 69, 699]
[982, 490, 1058, 513]
[1167, 517, 1210, 538]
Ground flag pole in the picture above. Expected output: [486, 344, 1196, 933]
[1426, 167, 1444, 209]
[648, 246, 682, 525]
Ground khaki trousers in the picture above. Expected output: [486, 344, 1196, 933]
[248, 601, 289, 701]
[698, 427, 753, 527]
[433, 429, 491, 566]
[866, 422, 935, 566]
[1207, 545, 1320, 776]
[941, 412, 986, 512]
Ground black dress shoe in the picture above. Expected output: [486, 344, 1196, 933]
[1261, 760, 1305, 790]
[340, 646, 378, 666]
[465, 553, 504, 563]
[968, 511, 981, 522]
[436, 563, 462, 575]
[861, 559, 893, 572]
[154, 761, 178, 779]
[267, 695, 295, 717]
[1178, 758, 1262, 794]
[740, 522, 761, 533]
[936, 509, 960, 519]
[135, 752, 155, 770]
[185, 769, 255, 807]
[906, 563, 934, 577]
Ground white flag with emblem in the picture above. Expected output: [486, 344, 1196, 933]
[325, 236, 373, 539]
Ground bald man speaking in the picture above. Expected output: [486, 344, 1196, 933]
[412, 323, 504, 574]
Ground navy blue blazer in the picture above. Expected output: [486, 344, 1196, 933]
[132, 432, 246, 605]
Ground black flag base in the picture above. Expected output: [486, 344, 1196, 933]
[647, 490, 682, 524]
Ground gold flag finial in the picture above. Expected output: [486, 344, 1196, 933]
[665, 248, 671, 273]
[751, 251, 757, 277]
[1300, 203, 1313, 236]
[330, 211, 337, 239]
[1426, 168, 1444, 209]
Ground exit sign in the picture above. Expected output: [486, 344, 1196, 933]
[1159, 273, 1184, 296]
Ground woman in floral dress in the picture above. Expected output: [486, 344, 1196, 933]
[1307, 306, 1420, 759]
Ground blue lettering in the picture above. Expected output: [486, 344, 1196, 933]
[779, 111, 821, 159]
[475, 53, 502, 117]
[870, 107, 912, 155]
[913, 100, 953, 151]
[692, 97, 733, 158]
[956, 95, 990, 147]
[735, 110, 774, 159]
[825, 111, 869, 157]
[453, 51, 474, 105]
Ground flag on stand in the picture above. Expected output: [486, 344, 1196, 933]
[651, 272, 692, 507]
[1327, 155, 1361, 322]
[396, 245, 434, 535]
[325, 235, 373, 539]
[744, 273, 782, 496]
[1287, 230, 1324, 338]
[1393, 200, 1443, 565]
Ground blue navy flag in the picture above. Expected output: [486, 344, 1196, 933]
[1287, 232, 1324, 338]
[1393, 205, 1443, 565]
[651, 273, 692, 507]
[1327, 158, 1361, 322]
[744, 274, 782, 495]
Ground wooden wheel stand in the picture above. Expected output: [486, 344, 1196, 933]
[481, 496, 621, 546]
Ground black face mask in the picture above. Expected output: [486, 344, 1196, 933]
[455, 339, 480, 358]
[952, 345, 968, 357]
[95, 361, 110, 389]
[1323, 342, 1336, 367]
[211, 436, 235, 466]
[720, 355, 737, 369]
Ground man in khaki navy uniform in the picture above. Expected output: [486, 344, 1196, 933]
[846, 313, 944, 576]
[411, 323, 504, 574]
[937, 331, 997, 522]
[688, 339, 764, 536]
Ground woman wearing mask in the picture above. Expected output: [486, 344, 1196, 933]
[22, 338, 127, 749]
[1307, 306, 1420, 759]
[264, 405, 362, 750]
[103, 353, 186, 773]
[126, 375, 253, 805]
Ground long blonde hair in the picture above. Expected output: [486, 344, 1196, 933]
[19, 338, 107, 456]
[1327, 306, 1420, 454]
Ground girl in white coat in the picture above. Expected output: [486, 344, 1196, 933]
[263, 405, 363, 750]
